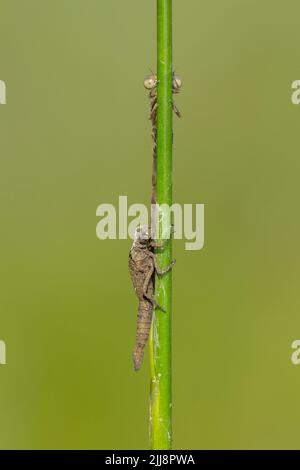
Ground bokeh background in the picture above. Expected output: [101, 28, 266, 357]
[1, 0, 300, 449]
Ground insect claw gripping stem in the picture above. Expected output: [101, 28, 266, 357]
[151, 253, 176, 277]
[150, 240, 166, 250]
[144, 293, 166, 313]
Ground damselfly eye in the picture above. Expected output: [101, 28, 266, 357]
[144, 75, 157, 90]
[173, 75, 182, 90]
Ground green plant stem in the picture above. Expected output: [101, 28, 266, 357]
[149, 0, 173, 450]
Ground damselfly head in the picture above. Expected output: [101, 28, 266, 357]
[144, 74, 157, 90]
[173, 74, 182, 91]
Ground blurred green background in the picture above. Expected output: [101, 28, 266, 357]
[1, 0, 300, 449]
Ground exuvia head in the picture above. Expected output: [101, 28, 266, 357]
[143, 74, 157, 90]
[173, 74, 182, 91]
[144, 73, 182, 91]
